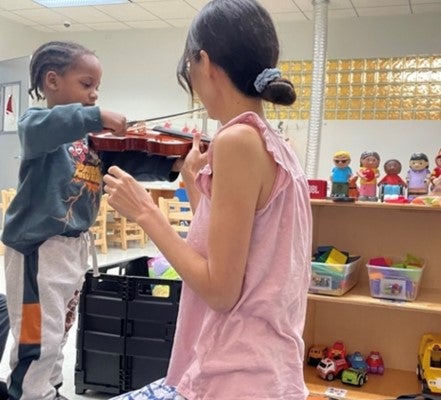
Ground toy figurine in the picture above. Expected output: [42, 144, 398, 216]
[357, 151, 380, 201]
[406, 152, 430, 200]
[330, 151, 353, 198]
[378, 159, 407, 202]
[429, 149, 441, 195]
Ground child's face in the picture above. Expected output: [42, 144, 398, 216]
[45, 54, 102, 108]
[409, 158, 428, 171]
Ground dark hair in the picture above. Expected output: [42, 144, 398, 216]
[29, 41, 95, 101]
[177, 0, 296, 106]
[410, 152, 429, 162]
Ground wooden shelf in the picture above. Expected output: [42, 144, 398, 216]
[308, 285, 441, 314]
[305, 365, 420, 400]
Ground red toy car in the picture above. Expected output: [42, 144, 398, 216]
[326, 340, 347, 360]
[366, 351, 385, 375]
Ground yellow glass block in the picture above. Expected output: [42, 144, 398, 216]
[415, 111, 428, 120]
[402, 98, 415, 109]
[352, 59, 365, 70]
[362, 111, 375, 120]
[404, 57, 417, 69]
[402, 111, 413, 120]
[301, 87, 311, 96]
[365, 72, 376, 83]
[324, 111, 335, 120]
[340, 60, 351, 70]
[337, 111, 348, 119]
[291, 75, 302, 85]
[365, 59, 378, 71]
[391, 57, 404, 69]
[431, 70, 441, 82]
[300, 111, 310, 119]
[390, 72, 403, 82]
[352, 86, 363, 96]
[388, 111, 401, 120]
[266, 111, 277, 119]
[349, 99, 361, 109]
[415, 98, 428, 109]
[338, 99, 349, 109]
[376, 99, 387, 108]
[340, 74, 350, 84]
[432, 57, 441, 68]
[352, 73, 363, 84]
[327, 59, 339, 70]
[364, 99, 375, 108]
[289, 111, 300, 119]
[299, 99, 311, 109]
[303, 61, 313, 71]
[402, 84, 416, 96]
[378, 58, 392, 70]
[365, 86, 376, 96]
[430, 83, 441, 95]
[303, 75, 312, 84]
[291, 62, 302, 72]
[279, 62, 290, 73]
[377, 85, 389, 96]
[376, 111, 388, 119]
[327, 74, 338, 84]
[278, 110, 289, 119]
[326, 86, 338, 96]
[428, 97, 441, 109]
[429, 111, 441, 120]
[378, 72, 389, 82]
[388, 98, 401, 109]
[390, 84, 402, 96]
[417, 57, 431, 68]
[325, 99, 337, 108]
[415, 84, 430, 96]
[348, 111, 361, 119]
[339, 86, 350, 96]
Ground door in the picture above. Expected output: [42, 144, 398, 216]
[0, 56, 30, 189]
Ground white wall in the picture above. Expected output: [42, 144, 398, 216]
[1, 11, 441, 182]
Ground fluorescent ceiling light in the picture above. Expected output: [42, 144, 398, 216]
[33, 0, 131, 7]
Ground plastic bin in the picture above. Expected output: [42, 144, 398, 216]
[309, 256, 361, 296]
[75, 256, 181, 395]
[366, 258, 425, 301]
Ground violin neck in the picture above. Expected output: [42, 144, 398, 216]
[152, 126, 211, 143]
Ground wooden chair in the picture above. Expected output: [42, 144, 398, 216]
[90, 194, 108, 253]
[1, 188, 17, 227]
[158, 196, 193, 236]
[106, 202, 146, 250]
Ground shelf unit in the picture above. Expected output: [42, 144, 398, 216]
[304, 200, 441, 399]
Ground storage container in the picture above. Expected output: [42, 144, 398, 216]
[75, 256, 181, 395]
[366, 258, 425, 301]
[309, 256, 361, 296]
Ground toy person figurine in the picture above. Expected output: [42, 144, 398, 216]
[429, 149, 441, 195]
[330, 150, 353, 198]
[357, 151, 380, 201]
[406, 152, 430, 200]
[378, 159, 407, 202]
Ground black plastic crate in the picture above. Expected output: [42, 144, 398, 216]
[75, 256, 181, 395]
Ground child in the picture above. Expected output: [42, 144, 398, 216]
[1, 41, 182, 400]
[104, 1, 312, 399]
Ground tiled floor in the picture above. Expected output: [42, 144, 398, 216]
[0, 241, 160, 400]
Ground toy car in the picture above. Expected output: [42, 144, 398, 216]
[317, 357, 349, 381]
[366, 351, 385, 375]
[341, 367, 368, 387]
[417, 333, 441, 393]
[307, 345, 328, 366]
[326, 340, 347, 360]
[347, 351, 368, 371]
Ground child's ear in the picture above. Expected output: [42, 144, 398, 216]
[45, 70, 59, 91]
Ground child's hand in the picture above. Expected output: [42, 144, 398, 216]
[100, 110, 127, 135]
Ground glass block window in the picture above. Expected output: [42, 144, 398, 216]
[265, 55, 441, 121]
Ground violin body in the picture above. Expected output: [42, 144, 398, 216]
[89, 125, 210, 157]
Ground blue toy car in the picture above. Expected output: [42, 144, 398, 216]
[347, 351, 368, 371]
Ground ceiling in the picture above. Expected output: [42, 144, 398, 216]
[0, 0, 441, 33]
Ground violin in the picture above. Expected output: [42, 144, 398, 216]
[88, 108, 210, 157]
[88, 125, 210, 157]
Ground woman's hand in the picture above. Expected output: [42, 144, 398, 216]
[181, 130, 209, 183]
[103, 166, 155, 222]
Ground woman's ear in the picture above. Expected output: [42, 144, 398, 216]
[44, 70, 59, 91]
